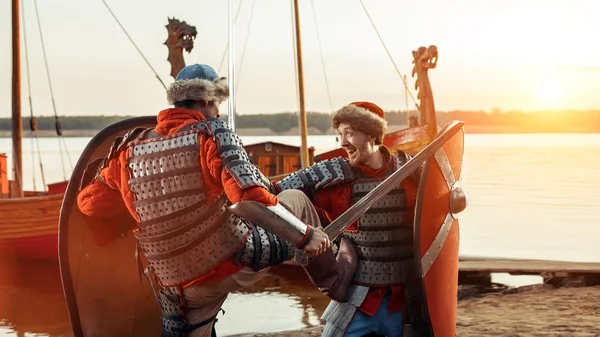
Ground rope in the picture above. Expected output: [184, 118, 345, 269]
[218, 0, 244, 75]
[22, 0, 36, 191]
[21, 0, 47, 191]
[310, 0, 334, 115]
[235, 0, 257, 88]
[358, 0, 421, 113]
[33, 0, 72, 179]
[100, 0, 167, 91]
[25, 2, 47, 191]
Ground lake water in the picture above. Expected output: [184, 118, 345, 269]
[1, 132, 600, 336]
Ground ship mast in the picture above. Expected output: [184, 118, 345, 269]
[292, 0, 309, 168]
[227, 0, 236, 131]
[12, 0, 23, 198]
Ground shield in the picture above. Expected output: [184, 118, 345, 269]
[405, 121, 467, 337]
[58, 116, 161, 337]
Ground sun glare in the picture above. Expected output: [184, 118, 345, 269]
[538, 78, 564, 108]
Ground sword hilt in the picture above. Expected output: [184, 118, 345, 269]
[294, 249, 309, 266]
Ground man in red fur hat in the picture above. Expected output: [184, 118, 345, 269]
[274, 101, 421, 337]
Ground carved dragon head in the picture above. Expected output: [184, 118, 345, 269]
[164, 17, 198, 78]
[410, 45, 438, 136]
[411, 45, 438, 79]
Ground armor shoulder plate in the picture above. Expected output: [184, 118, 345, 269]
[275, 156, 355, 193]
[197, 118, 272, 191]
[102, 127, 148, 165]
[393, 150, 421, 184]
[93, 127, 150, 187]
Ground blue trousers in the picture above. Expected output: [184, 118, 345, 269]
[344, 289, 404, 337]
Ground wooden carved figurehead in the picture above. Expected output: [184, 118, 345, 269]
[412, 45, 439, 138]
[164, 17, 198, 79]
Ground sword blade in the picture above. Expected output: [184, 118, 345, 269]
[324, 121, 463, 240]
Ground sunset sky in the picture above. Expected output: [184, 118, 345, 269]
[0, 0, 598, 118]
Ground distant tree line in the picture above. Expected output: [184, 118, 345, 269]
[1, 109, 599, 133]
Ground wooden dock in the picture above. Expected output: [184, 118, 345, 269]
[458, 256, 600, 287]
[459, 256, 600, 274]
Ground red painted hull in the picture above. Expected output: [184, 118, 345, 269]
[48, 181, 69, 195]
[0, 234, 58, 261]
[0, 193, 63, 261]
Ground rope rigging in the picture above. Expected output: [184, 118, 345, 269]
[286, 0, 421, 132]
[215, 0, 259, 105]
[235, 0, 257, 88]
[358, 0, 421, 114]
[310, 0, 334, 116]
[21, 0, 46, 191]
[309, 0, 337, 149]
[218, 0, 244, 76]
[33, 0, 73, 180]
[285, 1, 422, 148]
[100, 0, 167, 91]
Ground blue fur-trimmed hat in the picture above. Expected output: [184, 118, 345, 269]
[166, 64, 229, 105]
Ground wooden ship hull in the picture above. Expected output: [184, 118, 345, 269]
[2, 0, 72, 262]
[0, 193, 64, 261]
[0, 154, 68, 260]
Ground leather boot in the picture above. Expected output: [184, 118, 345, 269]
[302, 236, 358, 302]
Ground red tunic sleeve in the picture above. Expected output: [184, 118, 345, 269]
[77, 156, 129, 218]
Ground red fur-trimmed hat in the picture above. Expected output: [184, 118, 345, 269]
[332, 101, 388, 144]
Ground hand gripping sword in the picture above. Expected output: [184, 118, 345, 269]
[230, 121, 464, 265]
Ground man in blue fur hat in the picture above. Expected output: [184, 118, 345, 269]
[78, 63, 358, 337]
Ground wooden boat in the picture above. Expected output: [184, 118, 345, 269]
[0, 0, 70, 261]
[0, 192, 63, 261]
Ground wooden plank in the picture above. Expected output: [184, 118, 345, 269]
[459, 257, 600, 274]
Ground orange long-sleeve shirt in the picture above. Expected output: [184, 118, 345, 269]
[77, 108, 278, 287]
[311, 146, 419, 316]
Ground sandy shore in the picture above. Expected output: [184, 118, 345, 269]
[233, 285, 600, 337]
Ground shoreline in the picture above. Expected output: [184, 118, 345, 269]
[229, 284, 600, 336]
[0, 125, 598, 139]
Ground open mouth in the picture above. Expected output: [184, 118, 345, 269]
[345, 148, 357, 156]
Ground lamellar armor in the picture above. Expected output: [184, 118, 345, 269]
[124, 118, 301, 287]
[274, 156, 356, 196]
[110, 118, 318, 336]
[285, 151, 420, 337]
[345, 153, 416, 287]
